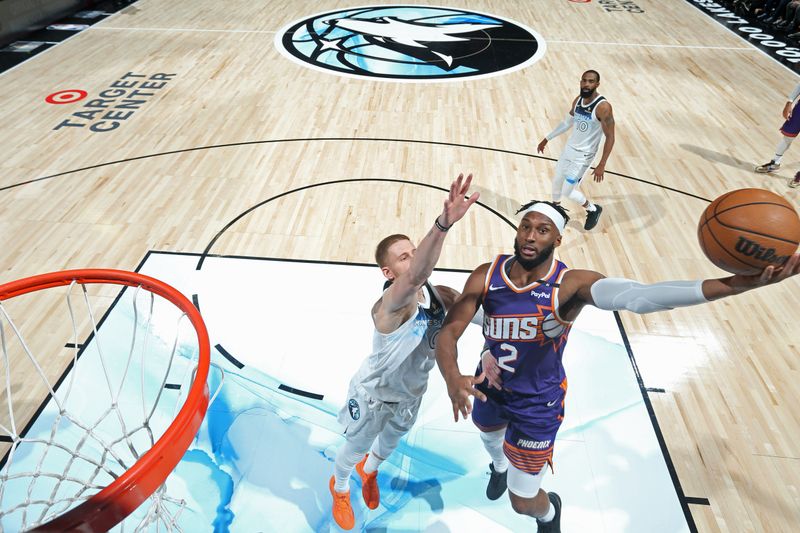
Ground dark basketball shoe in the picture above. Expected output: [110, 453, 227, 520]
[536, 492, 562, 532]
[790, 171, 800, 188]
[584, 204, 603, 230]
[486, 463, 508, 500]
[755, 160, 780, 173]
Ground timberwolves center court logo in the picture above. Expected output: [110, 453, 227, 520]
[275, 6, 545, 82]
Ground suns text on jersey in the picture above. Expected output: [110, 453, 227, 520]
[483, 315, 540, 341]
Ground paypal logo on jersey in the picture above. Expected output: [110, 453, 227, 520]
[275, 6, 545, 81]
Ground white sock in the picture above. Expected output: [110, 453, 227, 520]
[479, 428, 509, 472]
[334, 441, 366, 492]
[538, 495, 556, 522]
[775, 136, 793, 163]
[567, 188, 587, 208]
[584, 202, 596, 212]
[363, 450, 384, 474]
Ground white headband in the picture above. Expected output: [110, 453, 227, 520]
[523, 203, 566, 234]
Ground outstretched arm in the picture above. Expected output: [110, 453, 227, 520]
[559, 254, 800, 319]
[591, 101, 615, 183]
[436, 264, 489, 422]
[377, 174, 479, 328]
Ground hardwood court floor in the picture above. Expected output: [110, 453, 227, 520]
[0, 1, 798, 531]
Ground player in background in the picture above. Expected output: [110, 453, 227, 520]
[756, 81, 800, 190]
[536, 70, 615, 231]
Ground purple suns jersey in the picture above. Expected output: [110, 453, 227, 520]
[481, 255, 573, 397]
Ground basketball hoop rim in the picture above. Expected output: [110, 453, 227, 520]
[0, 269, 211, 532]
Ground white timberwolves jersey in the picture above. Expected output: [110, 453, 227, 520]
[351, 284, 446, 403]
[567, 94, 607, 156]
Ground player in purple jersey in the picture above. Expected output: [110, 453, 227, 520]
[755, 81, 800, 189]
[435, 201, 800, 532]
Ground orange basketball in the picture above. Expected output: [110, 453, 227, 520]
[697, 188, 800, 275]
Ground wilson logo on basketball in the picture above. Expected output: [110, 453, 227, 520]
[697, 188, 800, 275]
[734, 237, 792, 266]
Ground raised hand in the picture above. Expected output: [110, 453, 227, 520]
[439, 173, 480, 228]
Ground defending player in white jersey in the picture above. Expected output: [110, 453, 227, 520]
[537, 70, 616, 231]
[329, 174, 480, 530]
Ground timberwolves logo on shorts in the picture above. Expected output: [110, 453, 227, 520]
[275, 6, 545, 81]
[348, 399, 361, 420]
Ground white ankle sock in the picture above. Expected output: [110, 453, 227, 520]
[775, 136, 793, 163]
[334, 442, 366, 492]
[538, 496, 556, 522]
[363, 451, 384, 474]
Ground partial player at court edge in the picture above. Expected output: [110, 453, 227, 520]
[328, 174, 480, 530]
[435, 201, 800, 533]
[536, 70, 615, 230]
[755, 80, 800, 188]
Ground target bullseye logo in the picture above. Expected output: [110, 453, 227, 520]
[45, 90, 88, 104]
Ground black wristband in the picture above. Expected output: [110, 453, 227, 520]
[434, 216, 451, 232]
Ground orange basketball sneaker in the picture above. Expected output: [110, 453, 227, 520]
[355, 455, 380, 509]
[329, 476, 355, 530]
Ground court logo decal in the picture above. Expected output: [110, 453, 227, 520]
[598, 0, 645, 13]
[45, 90, 88, 104]
[52, 72, 176, 133]
[275, 6, 545, 82]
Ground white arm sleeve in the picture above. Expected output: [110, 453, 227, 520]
[789, 82, 800, 103]
[545, 114, 574, 141]
[470, 306, 484, 326]
[589, 278, 708, 314]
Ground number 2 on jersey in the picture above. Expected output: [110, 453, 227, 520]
[497, 343, 518, 373]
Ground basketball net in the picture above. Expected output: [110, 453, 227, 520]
[0, 270, 216, 532]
